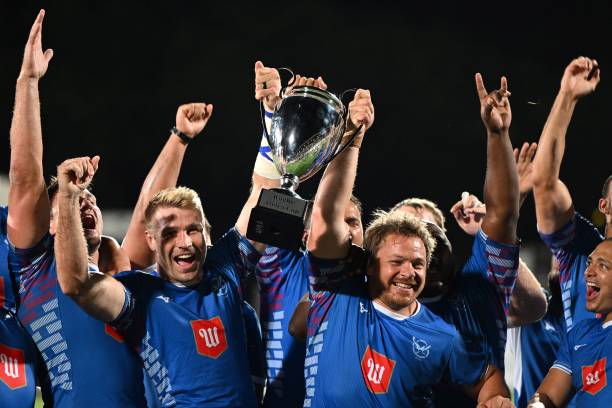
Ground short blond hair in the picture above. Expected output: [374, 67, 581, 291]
[365, 210, 437, 266]
[390, 197, 446, 232]
[145, 186, 207, 228]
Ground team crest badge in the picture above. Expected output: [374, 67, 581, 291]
[0, 343, 27, 390]
[360, 345, 396, 394]
[582, 357, 607, 395]
[191, 317, 227, 359]
[412, 336, 431, 359]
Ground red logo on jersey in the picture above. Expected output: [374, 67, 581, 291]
[582, 357, 607, 395]
[191, 317, 227, 359]
[0, 343, 27, 390]
[360, 345, 396, 394]
[104, 324, 125, 343]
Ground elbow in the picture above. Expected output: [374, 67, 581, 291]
[57, 274, 86, 298]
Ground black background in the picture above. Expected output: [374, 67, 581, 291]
[1, 1, 610, 262]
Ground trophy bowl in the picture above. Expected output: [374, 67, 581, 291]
[267, 86, 348, 192]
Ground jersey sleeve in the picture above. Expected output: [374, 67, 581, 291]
[206, 228, 263, 288]
[460, 229, 520, 315]
[8, 233, 54, 288]
[444, 327, 489, 386]
[551, 326, 573, 376]
[539, 213, 603, 279]
[307, 245, 366, 293]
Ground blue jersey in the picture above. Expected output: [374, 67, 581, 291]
[114, 228, 261, 407]
[552, 318, 612, 405]
[424, 229, 520, 370]
[540, 213, 602, 330]
[9, 234, 147, 407]
[243, 301, 266, 400]
[1, 207, 38, 408]
[304, 252, 488, 407]
[1, 207, 17, 312]
[255, 247, 309, 407]
[506, 308, 565, 407]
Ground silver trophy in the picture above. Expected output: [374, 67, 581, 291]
[247, 81, 361, 250]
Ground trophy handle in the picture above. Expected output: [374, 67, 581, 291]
[260, 67, 296, 140]
[317, 89, 363, 168]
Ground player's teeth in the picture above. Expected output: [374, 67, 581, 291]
[394, 283, 410, 289]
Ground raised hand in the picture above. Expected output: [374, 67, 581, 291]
[57, 156, 100, 197]
[254, 61, 282, 111]
[19, 9, 54, 81]
[450, 191, 486, 236]
[175, 103, 213, 138]
[475, 73, 512, 134]
[514, 142, 538, 204]
[559, 56, 600, 100]
[343, 89, 374, 148]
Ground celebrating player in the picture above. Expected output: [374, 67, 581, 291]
[533, 238, 612, 406]
[7, 10, 147, 407]
[532, 56, 608, 332]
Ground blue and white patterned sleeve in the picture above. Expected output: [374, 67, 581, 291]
[461, 229, 520, 315]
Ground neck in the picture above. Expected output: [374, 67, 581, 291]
[373, 298, 417, 317]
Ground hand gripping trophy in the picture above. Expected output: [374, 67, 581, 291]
[247, 71, 362, 250]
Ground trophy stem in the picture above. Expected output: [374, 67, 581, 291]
[280, 174, 300, 193]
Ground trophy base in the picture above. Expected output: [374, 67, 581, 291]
[246, 188, 310, 250]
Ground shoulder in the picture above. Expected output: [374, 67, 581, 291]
[411, 303, 460, 339]
[115, 269, 162, 288]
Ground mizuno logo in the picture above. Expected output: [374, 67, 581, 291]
[574, 344, 587, 351]
[156, 295, 170, 303]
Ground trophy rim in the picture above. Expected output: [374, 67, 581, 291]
[284, 86, 344, 113]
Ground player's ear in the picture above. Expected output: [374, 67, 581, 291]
[598, 197, 610, 215]
[145, 230, 157, 252]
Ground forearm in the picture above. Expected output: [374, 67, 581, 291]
[55, 193, 90, 296]
[507, 258, 547, 327]
[532, 92, 576, 190]
[475, 365, 510, 402]
[7, 78, 50, 247]
[308, 143, 360, 258]
[482, 130, 519, 243]
[123, 134, 187, 268]
[10, 77, 44, 182]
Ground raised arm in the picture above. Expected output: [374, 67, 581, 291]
[532, 57, 600, 234]
[8, 10, 54, 248]
[475, 73, 519, 244]
[235, 62, 328, 251]
[307, 90, 374, 259]
[55, 157, 126, 322]
[122, 103, 212, 269]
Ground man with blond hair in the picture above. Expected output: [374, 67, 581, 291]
[54, 154, 263, 406]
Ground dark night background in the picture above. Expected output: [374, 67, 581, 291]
[1, 1, 610, 271]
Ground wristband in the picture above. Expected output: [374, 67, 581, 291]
[171, 126, 193, 144]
